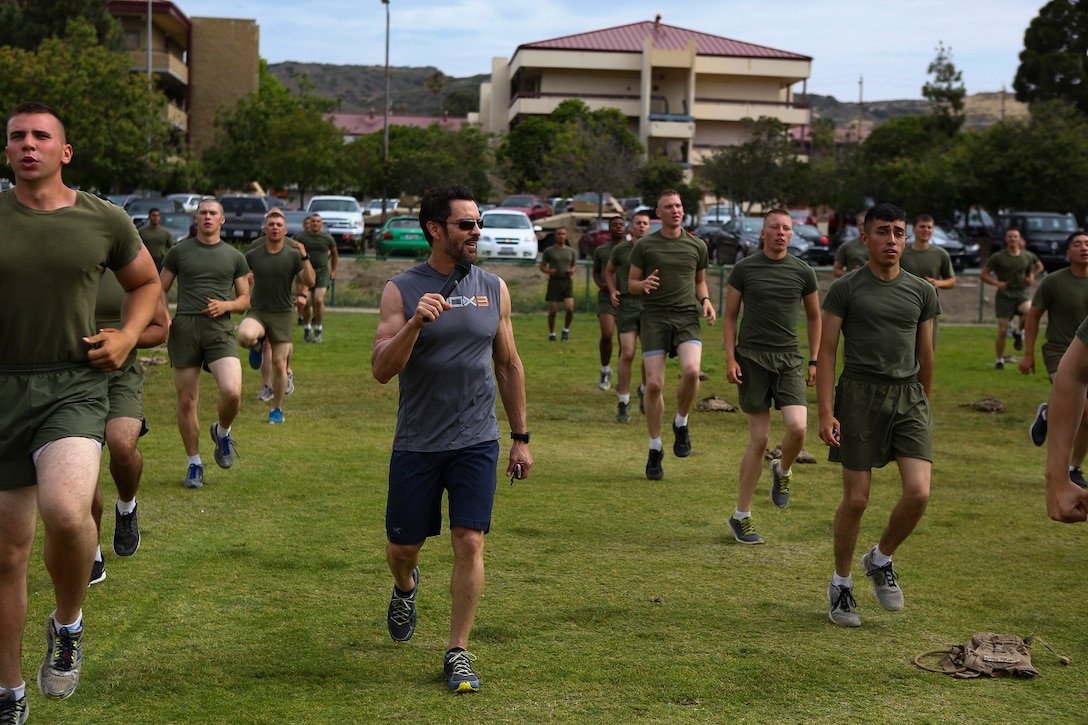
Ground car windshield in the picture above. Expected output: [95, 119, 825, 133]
[311, 199, 359, 213]
[127, 199, 166, 213]
[387, 218, 418, 229]
[501, 196, 534, 207]
[222, 198, 266, 214]
[485, 214, 531, 230]
[1026, 216, 1078, 232]
[739, 218, 762, 232]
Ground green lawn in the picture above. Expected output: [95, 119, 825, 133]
[21, 312, 1087, 724]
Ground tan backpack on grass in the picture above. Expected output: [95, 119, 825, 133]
[915, 633, 1068, 679]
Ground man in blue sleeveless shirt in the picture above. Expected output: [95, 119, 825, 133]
[372, 184, 532, 693]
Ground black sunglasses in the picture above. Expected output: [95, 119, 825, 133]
[433, 218, 485, 231]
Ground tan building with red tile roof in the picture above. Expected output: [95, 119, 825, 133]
[474, 17, 812, 172]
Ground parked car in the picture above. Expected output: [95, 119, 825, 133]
[125, 197, 184, 228]
[702, 203, 738, 224]
[577, 217, 623, 259]
[220, 194, 271, 243]
[991, 211, 1080, 271]
[282, 210, 310, 237]
[375, 215, 428, 257]
[715, 216, 764, 264]
[691, 222, 730, 261]
[497, 194, 553, 221]
[792, 223, 832, 265]
[478, 209, 539, 260]
[306, 195, 365, 253]
[788, 209, 817, 227]
[159, 211, 196, 242]
[567, 192, 624, 215]
[166, 193, 204, 213]
[364, 198, 400, 217]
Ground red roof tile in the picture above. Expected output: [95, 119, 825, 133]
[518, 20, 810, 61]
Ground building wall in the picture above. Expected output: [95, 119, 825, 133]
[188, 17, 259, 155]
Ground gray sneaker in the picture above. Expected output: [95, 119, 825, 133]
[37, 617, 83, 700]
[770, 459, 791, 508]
[728, 515, 764, 545]
[285, 371, 295, 395]
[256, 384, 274, 402]
[861, 551, 904, 611]
[387, 567, 419, 642]
[0, 689, 28, 725]
[598, 370, 611, 391]
[210, 424, 237, 469]
[827, 583, 861, 627]
[616, 401, 630, 423]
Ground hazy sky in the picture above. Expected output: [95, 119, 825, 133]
[177, 0, 1041, 102]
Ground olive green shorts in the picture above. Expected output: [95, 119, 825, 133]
[546, 277, 574, 302]
[829, 375, 932, 470]
[247, 309, 296, 344]
[596, 289, 616, 317]
[641, 307, 702, 358]
[106, 355, 145, 424]
[0, 364, 107, 489]
[995, 289, 1029, 320]
[168, 314, 239, 369]
[313, 266, 332, 289]
[616, 296, 643, 334]
[735, 349, 807, 413]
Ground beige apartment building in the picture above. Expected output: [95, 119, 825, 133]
[108, 0, 259, 154]
[475, 18, 812, 174]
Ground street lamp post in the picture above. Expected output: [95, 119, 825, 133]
[380, 0, 391, 234]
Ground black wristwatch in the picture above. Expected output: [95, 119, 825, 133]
[300, 255, 310, 261]
[510, 431, 531, 444]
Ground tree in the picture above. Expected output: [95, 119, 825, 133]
[0, 0, 124, 51]
[202, 65, 345, 197]
[698, 117, 801, 215]
[443, 89, 478, 117]
[1014, 0, 1088, 115]
[424, 70, 447, 116]
[0, 18, 172, 191]
[636, 152, 701, 215]
[922, 41, 966, 135]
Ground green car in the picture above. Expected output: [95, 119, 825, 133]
[376, 215, 428, 257]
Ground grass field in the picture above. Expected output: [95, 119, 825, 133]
[19, 310, 1088, 724]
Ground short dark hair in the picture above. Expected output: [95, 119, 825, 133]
[763, 208, 791, 223]
[8, 101, 65, 140]
[1066, 230, 1088, 250]
[657, 189, 681, 206]
[913, 213, 934, 225]
[864, 203, 907, 233]
[265, 210, 285, 222]
[148, 207, 161, 215]
[419, 184, 475, 244]
[632, 210, 652, 222]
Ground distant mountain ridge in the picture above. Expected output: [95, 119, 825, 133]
[268, 62, 1029, 131]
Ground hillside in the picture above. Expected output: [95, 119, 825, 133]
[268, 61, 1030, 131]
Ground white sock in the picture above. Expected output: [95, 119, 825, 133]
[601, 365, 611, 374]
[53, 609, 82, 631]
[562, 328, 569, 334]
[649, 437, 663, 451]
[733, 510, 751, 520]
[215, 422, 230, 438]
[619, 394, 630, 404]
[832, 573, 852, 588]
[870, 545, 892, 567]
[674, 414, 688, 428]
[7, 683, 25, 700]
[187, 455, 202, 466]
[94, 545, 103, 563]
[116, 498, 136, 515]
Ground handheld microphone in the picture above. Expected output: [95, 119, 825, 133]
[439, 259, 473, 299]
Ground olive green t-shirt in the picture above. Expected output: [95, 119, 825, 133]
[900, 244, 953, 285]
[822, 265, 941, 381]
[985, 249, 1039, 290]
[728, 252, 818, 353]
[834, 238, 868, 273]
[542, 244, 576, 280]
[295, 231, 337, 271]
[628, 229, 709, 310]
[592, 242, 615, 290]
[96, 269, 138, 367]
[246, 245, 304, 313]
[139, 225, 174, 271]
[609, 239, 637, 296]
[0, 190, 143, 366]
[162, 238, 250, 316]
[1031, 268, 1088, 347]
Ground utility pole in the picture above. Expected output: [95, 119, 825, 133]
[857, 75, 864, 144]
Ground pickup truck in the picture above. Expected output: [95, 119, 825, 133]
[219, 194, 271, 244]
[306, 195, 365, 253]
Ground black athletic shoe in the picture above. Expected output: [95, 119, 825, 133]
[387, 567, 419, 642]
[995, 359, 1005, 370]
[1071, 467, 1088, 489]
[616, 401, 630, 423]
[672, 423, 691, 458]
[443, 648, 480, 692]
[88, 558, 106, 586]
[0, 688, 28, 725]
[113, 503, 141, 557]
[1013, 329, 1024, 351]
[1030, 403, 1048, 447]
[645, 448, 664, 480]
